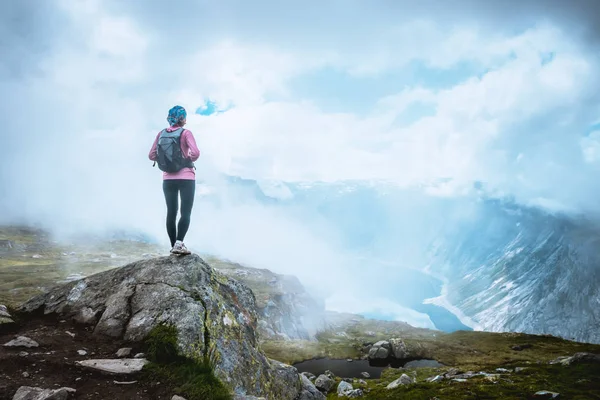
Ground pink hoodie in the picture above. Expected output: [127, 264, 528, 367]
[149, 126, 200, 180]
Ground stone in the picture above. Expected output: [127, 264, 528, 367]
[73, 307, 98, 325]
[427, 375, 444, 383]
[134, 353, 145, 358]
[360, 372, 370, 378]
[12, 386, 71, 400]
[368, 340, 391, 360]
[77, 350, 87, 356]
[116, 348, 132, 358]
[297, 375, 326, 400]
[386, 374, 413, 389]
[444, 368, 461, 377]
[75, 358, 149, 374]
[357, 379, 367, 385]
[0, 316, 16, 326]
[511, 344, 533, 351]
[515, 367, 528, 373]
[496, 368, 511, 373]
[550, 352, 600, 366]
[389, 338, 409, 360]
[533, 391, 560, 399]
[22, 372, 30, 378]
[172, 396, 187, 400]
[324, 370, 335, 379]
[0, 304, 11, 318]
[346, 389, 364, 398]
[301, 372, 316, 381]
[314, 374, 334, 393]
[4, 336, 39, 348]
[337, 381, 353, 396]
[19, 352, 29, 357]
[18, 254, 304, 400]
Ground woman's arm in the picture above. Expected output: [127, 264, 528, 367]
[149, 132, 160, 161]
[183, 130, 200, 161]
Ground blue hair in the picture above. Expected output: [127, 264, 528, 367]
[167, 105, 187, 126]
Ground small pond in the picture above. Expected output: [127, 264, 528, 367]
[292, 358, 444, 379]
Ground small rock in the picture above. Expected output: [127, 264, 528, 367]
[116, 348, 132, 358]
[314, 374, 334, 393]
[345, 389, 364, 398]
[342, 378, 353, 383]
[301, 371, 316, 381]
[4, 336, 39, 348]
[0, 305, 11, 318]
[12, 386, 71, 400]
[427, 375, 444, 383]
[171, 396, 187, 400]
[77, 350, 87, 356]
[515, 367, 528, 373]
[346, 359, 353, 362]
[357, 379, 367, 385]
[32, 254, 43, 259]
[75, 359, 149, 374]
[73, 307, 98, 325]
[360, 372, 370, 378]
[511, 344, 533, 351]
[324, 370, 335, 379]
[337, 381, 353, 396]
[452, 378, 468, 382]
[19, 351, 29, 357]
[534, 391, 560, 399]
[22, 372, 30, 378]
[444, 367, 461, 377]
[496, 368, 512, 373]
[550, 352, 600, 366]
[114, 381, 138, 385]
[134, 353, 146, 359]
[65, 331, 75, 338]
[386, 374, 413, 389]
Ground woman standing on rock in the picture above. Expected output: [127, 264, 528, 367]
[148, 105, 200, 255]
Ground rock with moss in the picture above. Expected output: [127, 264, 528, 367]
[314, 374, 334, 393]
[18, 254, 303, 399]
[368, 340, 391, 360]
[297, 375, 325, 400]
[206, 256, 325, 341]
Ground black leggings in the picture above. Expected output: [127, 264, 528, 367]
[162, 179, 195, 247]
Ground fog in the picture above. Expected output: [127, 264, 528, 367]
[1, 0, 599, 328]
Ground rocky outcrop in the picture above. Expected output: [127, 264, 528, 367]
[208, 257, 325, 340]
[17, 254, 307, 399]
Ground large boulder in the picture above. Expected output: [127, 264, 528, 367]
[18, 255, 302, 399]
[368, 340, 391, 360]
[389, 338, 409, 360]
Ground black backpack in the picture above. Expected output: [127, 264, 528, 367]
[155, 128, 195, 173]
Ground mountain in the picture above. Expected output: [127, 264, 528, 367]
[195, 176, 600, 343]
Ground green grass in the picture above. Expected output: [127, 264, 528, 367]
[142, 324, 232, 400]
[324, 362, 600, 399]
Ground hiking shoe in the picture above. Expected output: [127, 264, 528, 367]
[171, 240, 191, 255]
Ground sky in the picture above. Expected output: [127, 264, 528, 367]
[1, 0, 600, 327]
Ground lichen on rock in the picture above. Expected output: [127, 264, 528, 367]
[18, 254, 304, 399]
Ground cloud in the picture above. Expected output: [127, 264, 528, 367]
[1, 0, 600, 328]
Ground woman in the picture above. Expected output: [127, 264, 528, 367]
[148, 105, 200, 255]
